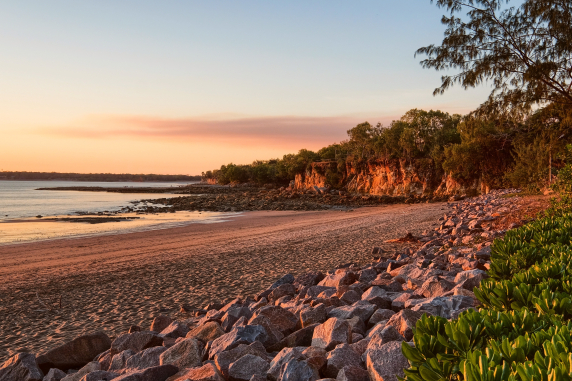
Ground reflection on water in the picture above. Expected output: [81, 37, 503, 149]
[0, 211, 241, 245]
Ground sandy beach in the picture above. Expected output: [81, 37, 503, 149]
[0, 202, 447, 361]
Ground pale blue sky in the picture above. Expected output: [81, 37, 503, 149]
[0, 1, 493, 174]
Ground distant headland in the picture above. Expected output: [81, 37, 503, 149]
[0, 171, 201, 182]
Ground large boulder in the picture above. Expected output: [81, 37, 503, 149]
[61, 362, 100, 381]
[312, 318, 351, 351]
[165, 363, 224, 381]
[385, 310, 426, 341]
[327, 301, 376, 323]
[267, 347, 306, 381]
[366, 341, 409, 381]
[406, 296, 475, 319]
[0, 353, 43, 381]
[318, 271, 358, 288]
[78, 371, 119, 381]
[276, 359, 320, 381]
[42, 368, 66, 381]
[415, 277, 454, 298]
[221, 307, 254, 332]
[159, 338, 202, 369]
[209, 325, 268, 359]
[228, 354, 270, 381]
[213, 341, 268, 380]
[36, 332, 111, 373]
[124, 346, 166, 371]
[324, 344, 362, 378]
[186, 322, 225, 343]
[109, 365, 178, 381]
[150, 316, 173, 333]
[300, 305, 327, 328]
[110, 331, 163, 356]
[249, 306, 298, 335]
[248, 315, 284, 348]
[160, 322, 189, 339]
[337, 365, 369, 381]
[269, 324, 319, 352]
[108, 350, 135, 372]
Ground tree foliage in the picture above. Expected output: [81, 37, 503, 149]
[418, 0, 572, 112]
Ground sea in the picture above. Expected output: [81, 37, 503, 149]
[0, 180, 238, 244]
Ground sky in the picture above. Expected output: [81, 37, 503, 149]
[0, 1, 493, 175]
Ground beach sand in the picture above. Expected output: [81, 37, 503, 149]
[0, 202, 446, 361]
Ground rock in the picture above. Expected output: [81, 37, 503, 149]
[270, 324, 319, 352]
[339, 290, 361, 305]
[385, 310, 426, 341]
[228, 354, 270, 381]
[0, 353, 43, 381]
[454, 269, 488, 285]
[161, 322, 190, 339]
[110, 331, 164, 356]
[415, 277, 454, 298]
[366, 341, 409, 381]
[361, 287, 386, 301]
[300, 305, 327, 328]
[276, 359, 320, 381]
[37, 332, 112, 373]
[166, 363, 224, 381]
[294, 272, 325, 288]
[370, 278, 403, 293]
[269, 284, 296, 301]
[186, 322, 225, 343]
[267, 347, 306, 381]
[214, 341, 268, 380]
[61, 362, 100, 381]
[78, 371, 119, 381]
[248, 315, 285, 348]
[406, 296, 476, 319]
[125, 346, 166, 371]
[349, 339, 369, 357]
[249, 306, 298, 335]
[366, 326, 405, 355]
[150, 316, 174, 333]
[358, 269, 377, 284]
[306, 286, 336, 299]
[327, 301, 376, 323]
[209, 325, 268, 359]
[111, 365, 178, 381]
[324, 344, 362, 378]
[43, 368, 66, 381]
[312, 318, 351, 351]
[97, 350, 112, 371]
[301, 347, 327, 374]
[159, 338, 202, 369]
[368, 309, 394, 327]
[336, 365, 369, 381]
[475, 246, 491, 260]
[270, 274, 295, 289]
[222, 307, 254, 332]
[318, 271, 358, 288]
[108, 350, 135, 372]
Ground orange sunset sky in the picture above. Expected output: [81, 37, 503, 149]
[1, 1, 491, 175]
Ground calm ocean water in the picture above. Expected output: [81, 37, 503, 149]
[0, 180, 238, 244]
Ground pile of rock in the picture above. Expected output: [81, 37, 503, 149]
[0, 190, 524, 381]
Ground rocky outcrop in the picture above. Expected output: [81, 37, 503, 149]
[295, 159, 488, 197]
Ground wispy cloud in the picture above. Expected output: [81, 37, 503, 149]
[40, 114, 395, 147]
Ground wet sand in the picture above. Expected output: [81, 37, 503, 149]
[0, 203, 446, 361]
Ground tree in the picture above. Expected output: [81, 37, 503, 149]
[418, 0, 572, 112]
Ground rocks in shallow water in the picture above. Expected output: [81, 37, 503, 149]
[159, 338, 202, 369]
[312, 318, 351, 351]
[36, 331, 111, 373]
[366, 341, 410, 381]
[111, 331, 163, 356]
[0, 353, 43, 381]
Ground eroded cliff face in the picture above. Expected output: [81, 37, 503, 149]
[295, 160, 488, 196]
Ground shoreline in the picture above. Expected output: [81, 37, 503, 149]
[0, 204, 446, 360]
